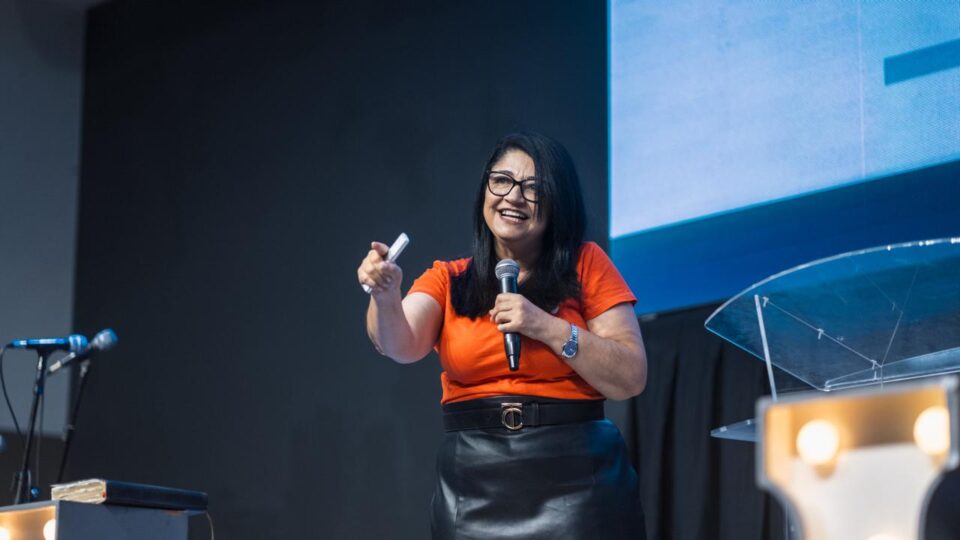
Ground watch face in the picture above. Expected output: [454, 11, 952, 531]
[561, 325, 578, 358]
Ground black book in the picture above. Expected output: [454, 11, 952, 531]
[51, 479, 208, 511]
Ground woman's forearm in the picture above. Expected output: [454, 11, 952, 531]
[569, 327, 647, 400]
[489, 295, 647, 400]
[535, 314, 647, 401]
[366, 293, 420, 363]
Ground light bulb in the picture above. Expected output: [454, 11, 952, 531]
[43, 518, 57, 540]
[796, 419, 840, 466]
[914, 405, 950, 456]
[0, 525, 10, 540]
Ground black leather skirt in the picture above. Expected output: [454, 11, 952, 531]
[431, 397, 646, 540]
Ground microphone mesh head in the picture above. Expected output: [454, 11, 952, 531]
[91, 328, 118, 352]
[495, 259, 520, 279]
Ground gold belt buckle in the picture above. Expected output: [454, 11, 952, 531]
[500, 402, 524, 431]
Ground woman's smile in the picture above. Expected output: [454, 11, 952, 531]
[496, 208, 529, 224]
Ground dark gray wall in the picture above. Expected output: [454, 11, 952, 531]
[71, 1, 607, 538]
[0, 0, 85, 439]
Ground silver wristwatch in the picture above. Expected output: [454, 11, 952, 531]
[560, 324, 580, 359]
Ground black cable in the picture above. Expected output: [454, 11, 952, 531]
[0, 347, 23, 442]
[57, 360, 91, 484]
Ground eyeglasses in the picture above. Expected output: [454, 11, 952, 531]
[486, 171, 540, 203]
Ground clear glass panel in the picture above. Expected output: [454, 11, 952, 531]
[710, 417, 757, 442]
[706, 238, 960, 391]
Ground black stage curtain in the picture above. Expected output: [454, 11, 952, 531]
[630, 304, 786, 540]
[630, 304, 960, 540]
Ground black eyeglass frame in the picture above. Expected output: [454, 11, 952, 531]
[485, 170, 540, 203]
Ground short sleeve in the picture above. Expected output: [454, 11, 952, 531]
[407, 260, 450, 307]
[578, 242, 637, 320]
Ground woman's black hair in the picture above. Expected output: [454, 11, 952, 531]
[451, 131, 586, 317]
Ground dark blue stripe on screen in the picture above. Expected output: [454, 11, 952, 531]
[612, 159, 960, 316]
[884, 38, 960, 85]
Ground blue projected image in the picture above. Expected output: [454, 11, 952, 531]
[610, 1, 960, 314]
[611, 1, 960, 238]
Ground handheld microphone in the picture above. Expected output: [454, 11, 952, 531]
[47, 329, 118, 375]
[495, 259, 521, 371]
[7, 334, 87, 354]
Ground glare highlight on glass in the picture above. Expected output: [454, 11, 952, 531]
[0, 526, 9, 540]
[796, 419, 840, 466]
[914, 405, 950, 456]
[866, 534, 897, 540]
[43, 518, 56, 540]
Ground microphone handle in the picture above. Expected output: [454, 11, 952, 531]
[505, 334, 521, 371]
[9, 334, 88, 353]
[48, 352, 78, 375]
[499, 275, 521, 370]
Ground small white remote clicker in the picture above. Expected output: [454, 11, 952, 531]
[363, 232, 410, 293]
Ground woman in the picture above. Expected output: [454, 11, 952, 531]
[357, 132, 647, 539]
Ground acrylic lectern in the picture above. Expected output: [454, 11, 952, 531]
[705, 237, 960, 441]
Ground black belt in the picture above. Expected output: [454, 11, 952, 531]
[442, 396, 605, 432]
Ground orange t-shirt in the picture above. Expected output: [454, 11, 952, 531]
[408, 241, 637, 404]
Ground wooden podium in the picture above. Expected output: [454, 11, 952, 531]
[0, 500, 204, 540]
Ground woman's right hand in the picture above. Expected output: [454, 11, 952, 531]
[358, 241, 403, 297]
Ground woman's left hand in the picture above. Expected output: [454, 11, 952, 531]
[489, 293, 560, 342]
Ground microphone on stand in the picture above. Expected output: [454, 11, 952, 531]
[48, 329, 118, 375]
[8, 332, 92, 504]
[495, 259, 521, 371]
[7, 334, 87, 354]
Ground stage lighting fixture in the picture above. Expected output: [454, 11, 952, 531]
[758, 377, 958, 540]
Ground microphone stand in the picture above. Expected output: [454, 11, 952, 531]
[56, 359, 92, 484]
[14, 351, 50, 504]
